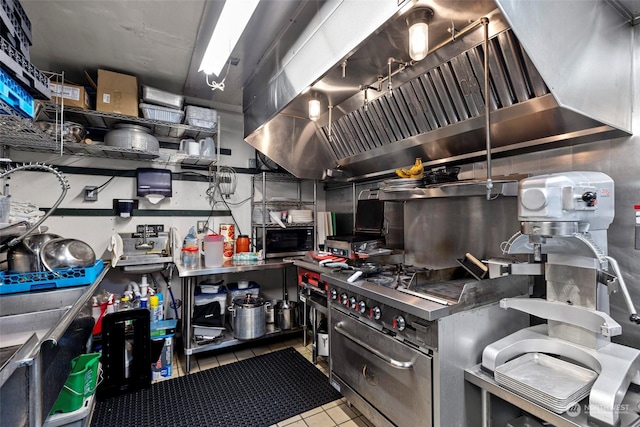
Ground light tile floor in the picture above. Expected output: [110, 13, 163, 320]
[163, 335, 374, 427]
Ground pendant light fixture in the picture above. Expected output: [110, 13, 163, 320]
[406, 8, 434, 62]
[308, 98, 321, 121]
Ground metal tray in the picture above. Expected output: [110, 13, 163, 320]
[142, 85, 184, 109]
[495, 353, 597, 411]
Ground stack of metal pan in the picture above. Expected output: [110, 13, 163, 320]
[383, 178, 424, 191]
[494, 353, 597, 413]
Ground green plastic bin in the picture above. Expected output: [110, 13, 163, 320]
[50, 353, 101, 414]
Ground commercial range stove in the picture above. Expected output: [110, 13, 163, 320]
[322, 265, 530, 427]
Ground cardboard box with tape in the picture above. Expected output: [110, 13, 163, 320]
[94, 69, 138, 117]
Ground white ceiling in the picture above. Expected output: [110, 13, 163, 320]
[20, 0, 639, 115]
[20, 0, 316, 112]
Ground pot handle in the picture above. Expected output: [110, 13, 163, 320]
[227, 305, 236, 318]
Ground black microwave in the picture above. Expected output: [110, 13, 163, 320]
[257, 227, 314, 258]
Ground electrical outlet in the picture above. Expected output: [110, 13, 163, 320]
[84, 186, 98, 201]
[197, 220, 208, 234]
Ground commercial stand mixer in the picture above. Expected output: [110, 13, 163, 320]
[482, 171, 640, 427]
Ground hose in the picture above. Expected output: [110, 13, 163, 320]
[0, 163, 69, 248]
[158, 271, 180, 320]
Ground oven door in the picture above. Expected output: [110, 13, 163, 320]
[330, 307, 433, 427]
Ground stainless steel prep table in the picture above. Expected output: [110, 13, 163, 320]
[465, 364, 640, 427]
[176, 258, 295, 374]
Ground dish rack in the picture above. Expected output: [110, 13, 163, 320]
[0, 259, 105, 294]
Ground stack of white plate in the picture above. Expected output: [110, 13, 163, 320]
[289, 209, 313, 223]
[494, 353, 597, 413]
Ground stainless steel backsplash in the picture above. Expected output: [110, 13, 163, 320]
[404, 196, 518, 269]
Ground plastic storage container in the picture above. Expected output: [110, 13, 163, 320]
[49, 353, 101, 414]
[182, 247, 199, 268]
[235, 235, 250, 253]
[227, 281, 260, 305]
[139, 102, 184, 123]
[141, 85, 184, 109]
[185, 105, 217, 128]
[195, 285, 227, 314]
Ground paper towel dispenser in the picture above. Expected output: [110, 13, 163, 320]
[136, 168, 172, 197]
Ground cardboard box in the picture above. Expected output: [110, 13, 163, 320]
[49, 82, 91, 110]
[96, 69, 138, 117]
[151, 337, 172, 380]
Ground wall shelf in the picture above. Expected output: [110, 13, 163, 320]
[251, 172, 318, 254]
[39, 103, 217, 142]
[0, 102, 220, 165]
[376, 179, 519, 201]
[251, 222, 316, 228]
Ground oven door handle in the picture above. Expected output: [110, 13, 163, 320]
[334, 322, 415, 369]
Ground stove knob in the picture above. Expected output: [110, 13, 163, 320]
[349, 297, 357, 310]
[330, 289, 338, 300]
[393, 315, 406, 331]
[358, 301, 366, 314]
[341, 294, 349, 306]
[371, 306, 381, 320]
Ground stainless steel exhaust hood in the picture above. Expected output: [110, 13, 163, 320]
[243, 0, 633, 180]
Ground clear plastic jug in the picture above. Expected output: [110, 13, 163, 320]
[203, 233, 224, 267]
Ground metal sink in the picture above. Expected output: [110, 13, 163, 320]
[117, 254, 173, 273]
[0, 287, 86, 350]
[119, 254, 173, 265]
[0, 267, 108, 427]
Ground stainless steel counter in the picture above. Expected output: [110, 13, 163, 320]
[178, 257, 295, 373]
[176, 258, 293, 277]
[291, 258, 333, 274]
[465, 364, 640, 427]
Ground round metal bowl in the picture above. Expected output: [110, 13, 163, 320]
[34, 120, 87, 143]
[104, 123, 159, 153]
[40, 238, 96, 271]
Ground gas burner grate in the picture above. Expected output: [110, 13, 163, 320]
[368, 275, 397, 288]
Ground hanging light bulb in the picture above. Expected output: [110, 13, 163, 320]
[406, 8, 433, 62]
[309, 98, 321, 121]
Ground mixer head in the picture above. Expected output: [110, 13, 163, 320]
[518, 171, 614, 238]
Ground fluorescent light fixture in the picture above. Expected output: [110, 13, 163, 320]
[199, 0, 260, 76]
[309, 99, 321, 121]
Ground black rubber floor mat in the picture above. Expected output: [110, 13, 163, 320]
[91, 347, 342, 427]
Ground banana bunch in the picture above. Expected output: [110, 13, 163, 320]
[395, 158, 424, 179]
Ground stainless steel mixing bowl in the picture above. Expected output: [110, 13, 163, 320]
[40, 238, 96, 270]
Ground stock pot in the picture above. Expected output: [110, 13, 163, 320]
[228, 295, 269, 339]
[275, 300, 299, 330]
